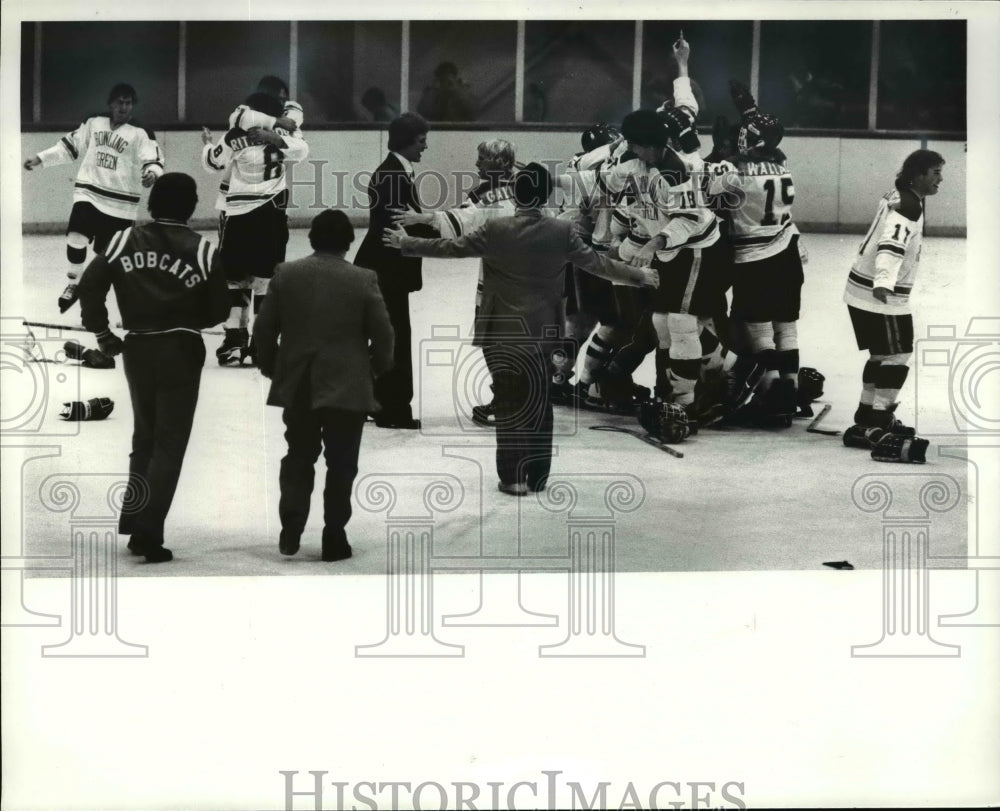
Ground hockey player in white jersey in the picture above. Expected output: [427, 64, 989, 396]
[708, 81, 805, 426]
[842, 149, 944, 456]
[585, 34, 730, 422]
[557, 125, 652, 411]
[201, 91, 309, 365]
[201, 75, 304, 219]
[23, 83, 164, 313]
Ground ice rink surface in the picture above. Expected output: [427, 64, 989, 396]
[6, 230, 971, 575]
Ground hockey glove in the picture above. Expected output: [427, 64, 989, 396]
[95, 329, 125, 357]
[796, 367, 825, 410]
[729, 79, 758, 119]
[63, 340, 116, 369]
[57, 283, 79, 313]
[843, 425, 885, 450]
[871, 432, 929, 464]
[59, 397, 115, 421]
[659, 106, 701, 154]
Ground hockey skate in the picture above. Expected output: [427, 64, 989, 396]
[216, 327, 249, 366]
[587, 372, 649, 415]
[868, 403, 916, 437]
[550, 379, 576, 407]
[752, 379, 797, 428]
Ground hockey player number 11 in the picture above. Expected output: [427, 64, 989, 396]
[761, 177, 794, 226]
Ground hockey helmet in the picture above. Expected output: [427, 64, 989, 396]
[737, 112, 784, 154]
[638, 399, 691, 444]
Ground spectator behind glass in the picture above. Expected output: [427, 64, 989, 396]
[416, 61, 477, 122]
[360, 87, 399, 122]
[524, 82, 548, 122]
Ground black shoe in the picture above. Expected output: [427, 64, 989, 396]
[471, 402, 496, 427]
[498, 481, 528, 496]
[526, 480, 547, 493]
[321, 543, 353, 562]
[144, 546, 173, 563]
[279, 529, 301, 557]
[374, 415, 421, 429]
[126, 532, 155, 556]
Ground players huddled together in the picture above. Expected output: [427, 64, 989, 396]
[24, 32, 945, 466]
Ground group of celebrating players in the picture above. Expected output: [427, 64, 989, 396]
[24, 31, 943, 464]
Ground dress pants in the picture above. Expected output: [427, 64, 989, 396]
[119, 332, 206, 546]
[484, 342, 553, 489]
[279, 374, 366, 549]
[373, 283, 414, 421]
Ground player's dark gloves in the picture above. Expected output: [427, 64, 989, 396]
[659, 106, 701, 153]
[871, 432, 929, 463]
[95, 329, 125, 357]
[729, 79, 758, 119]
[63, 340, 116, 369]
[58, 283, 79, 313]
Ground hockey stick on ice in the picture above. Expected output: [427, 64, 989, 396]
[806, 403, 840, 436]
[114, 321, 224, 336]
[22, 319, 91, 333]
[589, 424, 684, 458]
[24, 319, 223, 337]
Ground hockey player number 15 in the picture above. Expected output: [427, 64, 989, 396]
[761, 177, 794, 226]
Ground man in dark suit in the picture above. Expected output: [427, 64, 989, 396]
[353, 112, 433, 429]
[253, 209, 394, 561]
[384, 163, 658, 496]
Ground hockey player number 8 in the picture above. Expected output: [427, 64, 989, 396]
[262, 144, 283, 181]
[761, 177, 794, 226]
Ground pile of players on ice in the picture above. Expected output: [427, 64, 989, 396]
[26, 43, 935, 466]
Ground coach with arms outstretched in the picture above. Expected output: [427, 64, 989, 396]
[384, 162, 659, 496]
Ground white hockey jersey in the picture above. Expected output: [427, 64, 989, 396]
[211, 100, 306, 209]
[35, 117, 164, 219]
[572, 75, 719, 263]
[434, 177, 517, 239]
[844, 188, 924, 315]
[561, 137, 628, 247]
[709, 157, 799, 263]
[434, 177, 518, 310]
[201, 127, 309, 215]
[598, 148, 721, 264]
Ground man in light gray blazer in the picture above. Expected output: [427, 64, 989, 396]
[384, 162, 658, 496]
[254, 209, 394, 561]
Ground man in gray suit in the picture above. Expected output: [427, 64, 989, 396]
[384, 162, 658, 495]
[254, 209, 394, 560]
